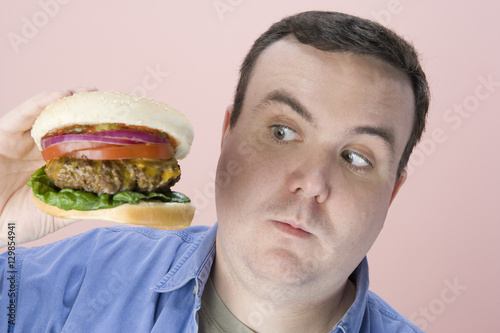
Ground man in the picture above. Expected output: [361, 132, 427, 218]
[0, 11, 428, 332]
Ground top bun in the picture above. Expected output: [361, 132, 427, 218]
[31, 91, 194, 160]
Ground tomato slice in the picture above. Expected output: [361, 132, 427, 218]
[41, 142, 174, 161]
[67, 144, 174, 160]
[42, 141, 113, 161]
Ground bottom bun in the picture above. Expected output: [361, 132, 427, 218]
[33, 195, 195, 230]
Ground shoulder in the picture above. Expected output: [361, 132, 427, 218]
[3, 225, 214, 297]
[0, 225, 214, 331]
[48, 223, 211, 248]
[14, 224, 213, 269]
[364, 290, 424, 333]
[80, 224, 212, 245]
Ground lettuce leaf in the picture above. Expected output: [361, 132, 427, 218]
[26, 166, 190, 211]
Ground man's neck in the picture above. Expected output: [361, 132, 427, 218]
[211, 255, 356, 333]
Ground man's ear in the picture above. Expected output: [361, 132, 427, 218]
[390, 169, 407, 205]
[221, 104, 233, 149]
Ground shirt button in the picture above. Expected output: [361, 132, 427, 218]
[193, 286, 197, 298]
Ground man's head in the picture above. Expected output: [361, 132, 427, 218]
[231, 11, 429, 179]
[213, 11, 427, 321]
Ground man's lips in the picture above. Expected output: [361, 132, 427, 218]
[272, 220, 312, 237]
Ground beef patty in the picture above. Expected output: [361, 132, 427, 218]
[45, 156, 181, 195]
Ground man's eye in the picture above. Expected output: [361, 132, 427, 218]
[341, 150, 372, 168]
[271, 125, 299, 142]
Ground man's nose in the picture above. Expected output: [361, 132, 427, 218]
[287, 150, 333, 203]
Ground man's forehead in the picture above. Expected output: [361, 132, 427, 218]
[255, 37, 413, 90]
[249, 38, 415, 115]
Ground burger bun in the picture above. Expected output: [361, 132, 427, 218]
[33, 194, 196, 230]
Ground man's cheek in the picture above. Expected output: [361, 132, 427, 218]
[216, 156, 243, 190]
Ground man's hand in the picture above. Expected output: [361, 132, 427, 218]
[0, 88, 96, 247]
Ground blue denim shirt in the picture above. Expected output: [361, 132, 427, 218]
[0, 224, 423, 332]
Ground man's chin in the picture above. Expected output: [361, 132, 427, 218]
[247, 247, 315, 287]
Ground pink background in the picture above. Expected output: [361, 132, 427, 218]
[1, 1, 499, 331]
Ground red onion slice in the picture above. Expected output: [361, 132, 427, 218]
[41, 130, 170, 150]
[90, 130, 169, 144]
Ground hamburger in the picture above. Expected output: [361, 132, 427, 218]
[27, 91, 195, 229]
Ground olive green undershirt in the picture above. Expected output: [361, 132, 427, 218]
[198, 276, 254, 333]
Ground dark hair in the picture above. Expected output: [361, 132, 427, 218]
[230, 11, 430, 179]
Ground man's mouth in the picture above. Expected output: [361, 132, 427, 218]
[273, 220, 312, 238]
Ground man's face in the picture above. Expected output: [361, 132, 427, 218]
[215, 38, 414, 301]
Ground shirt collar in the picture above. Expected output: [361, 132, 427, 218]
[333, 257, 370, 333]
[150, 224, 218, 293]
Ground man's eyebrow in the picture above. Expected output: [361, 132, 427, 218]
[261, 90, 315, 124]
[346, 126, 396, 156]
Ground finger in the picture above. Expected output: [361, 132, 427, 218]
[0, 87, 98, 134]
[65, 86, 98, 94]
